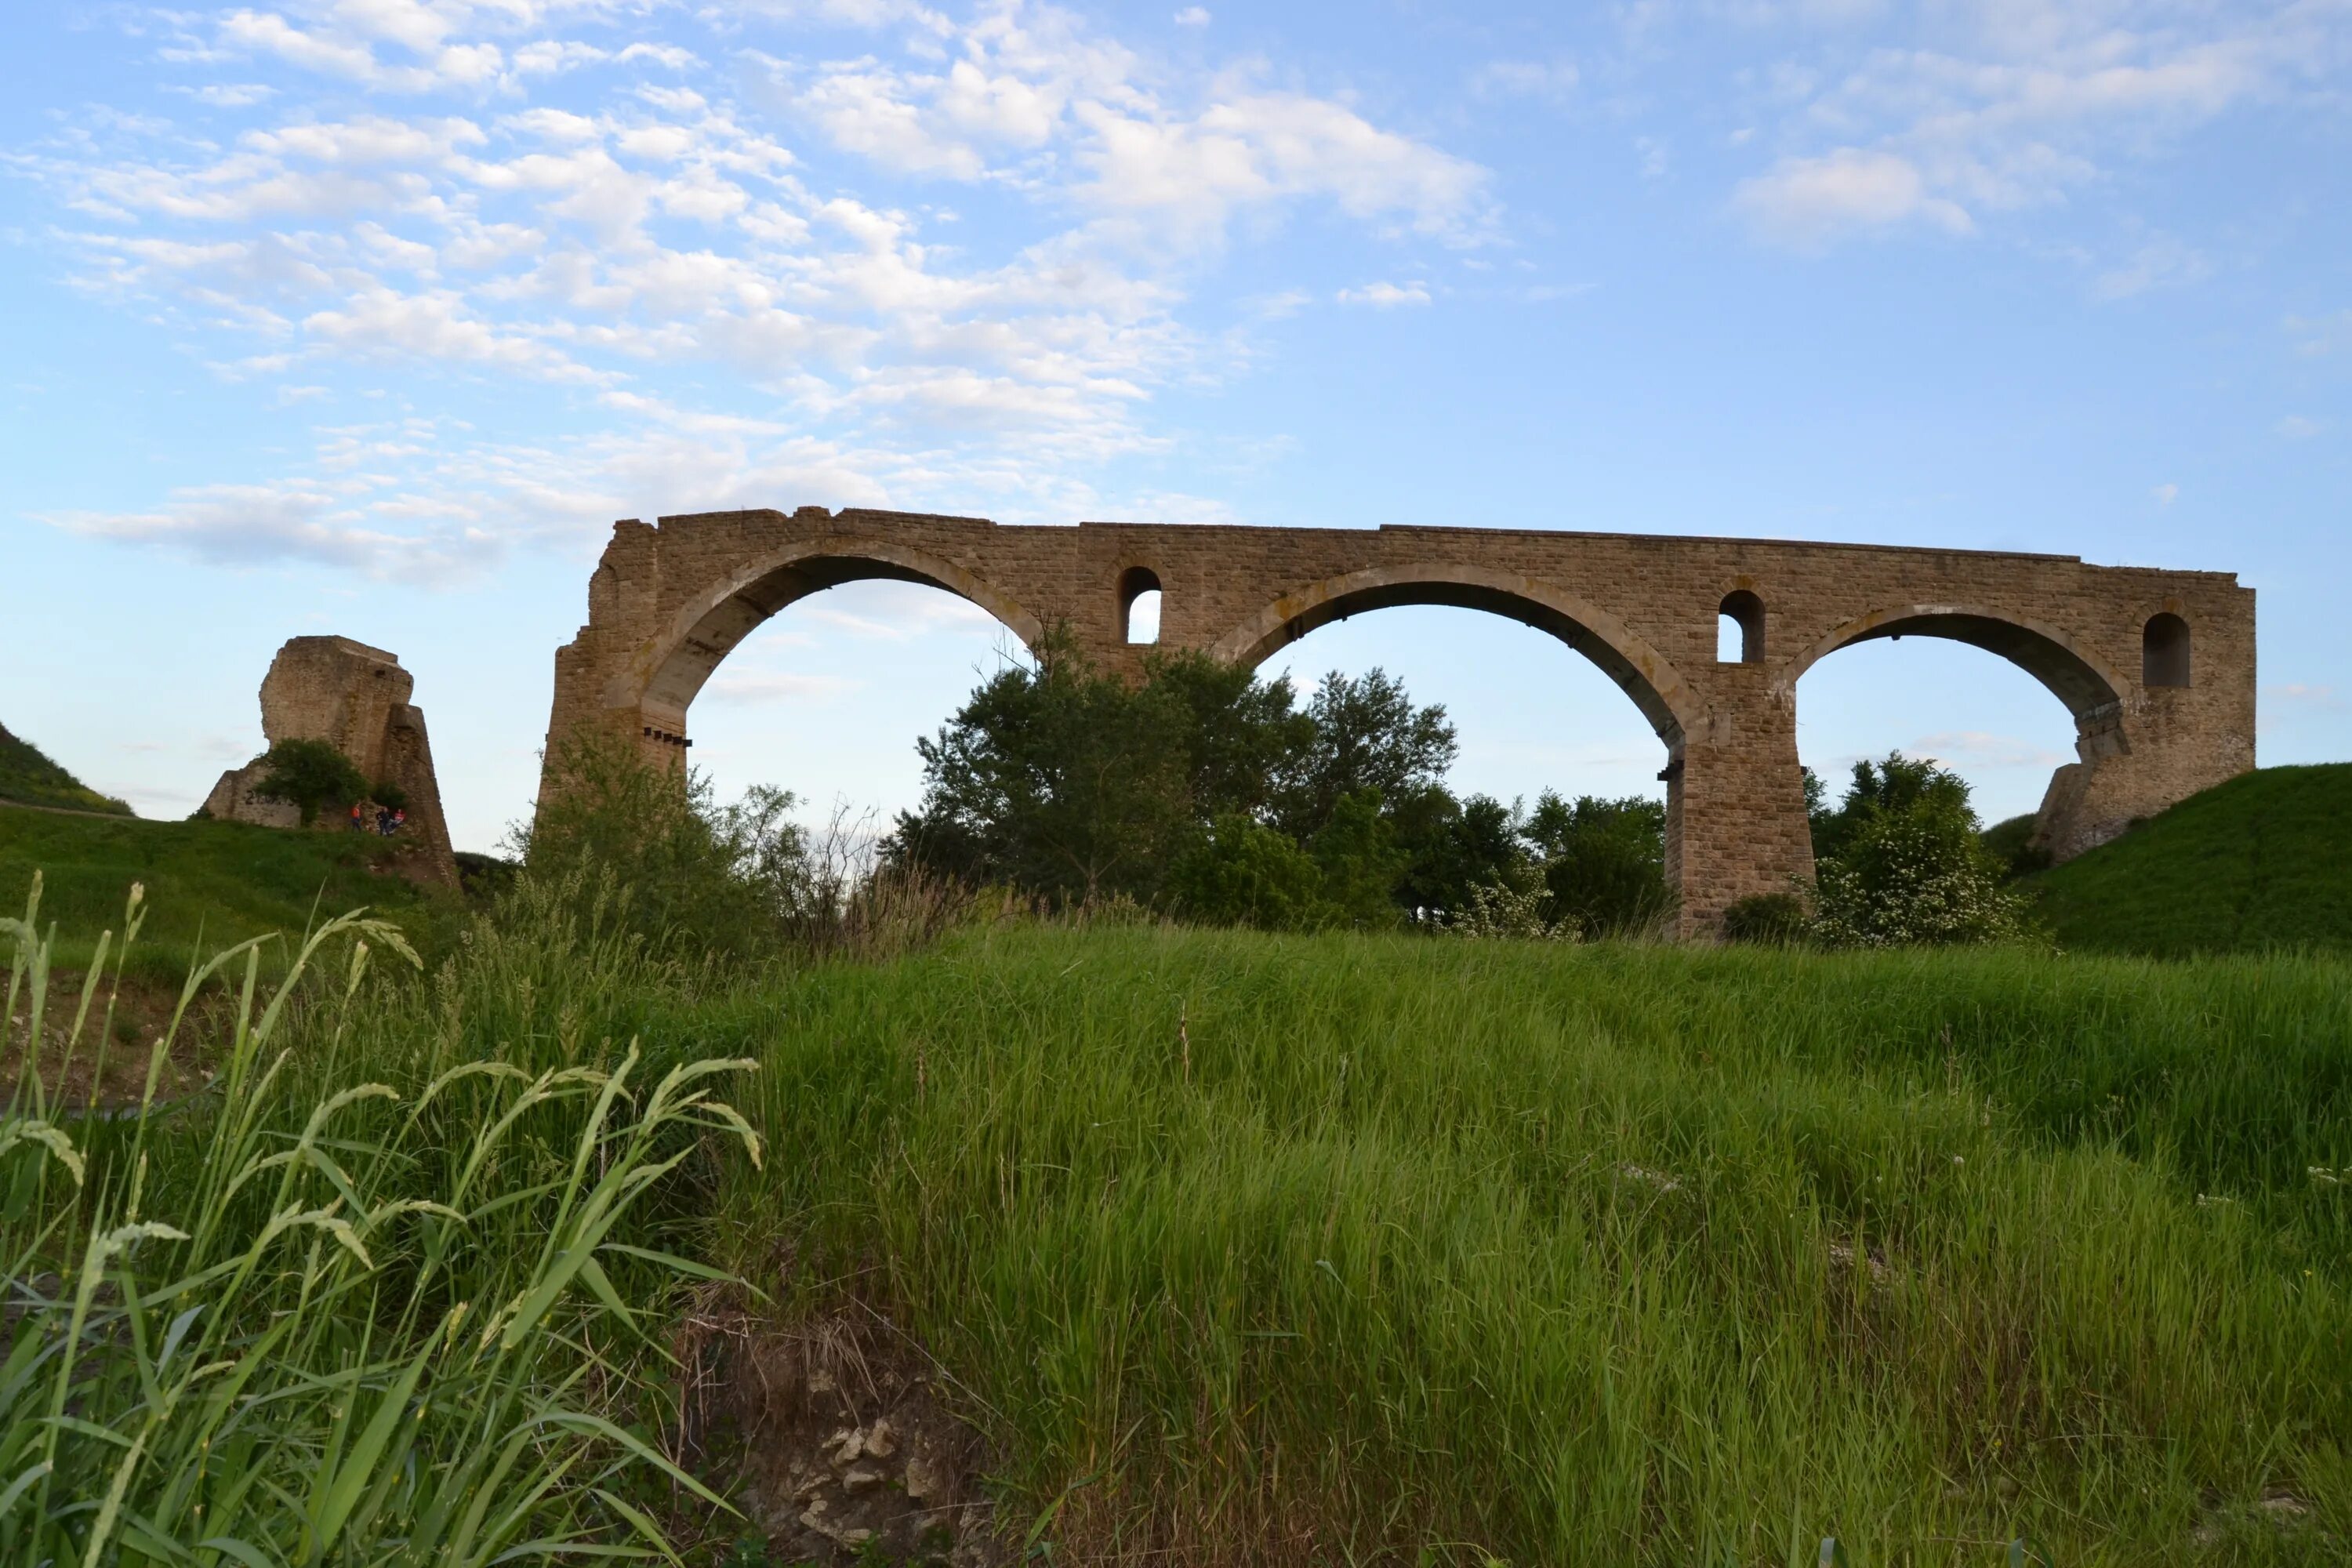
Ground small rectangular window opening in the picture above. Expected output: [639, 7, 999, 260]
[1120, 565, 1163, 644]
[1718, 590, 1765, 665]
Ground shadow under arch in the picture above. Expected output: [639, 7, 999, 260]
[630, 536, 1044, 717]
[1774, 605, 2129, 753]
[1207, 564, 1696, 746]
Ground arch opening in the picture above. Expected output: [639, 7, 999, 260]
[1785, 607, 2129, 838]
[1214, 566, 1692, 749]
[637, 543, 1040, 733]
[1120, 565, 1163, 645]
[1719, 590, 1764, 665]
[2143, 612, 2190, 688]
[674, 573, 1033, 842]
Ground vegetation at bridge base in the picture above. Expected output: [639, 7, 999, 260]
[2020, 762, 2352, 957]
[0, 800, 460, 985]
[9, 745, 2350, 1564]
[0, 874, 756, 1565]
[884, 636, 1677, 938]
[0, 718, 132, 816]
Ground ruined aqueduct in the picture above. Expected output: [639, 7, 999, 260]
[540, 508, 2256, 935]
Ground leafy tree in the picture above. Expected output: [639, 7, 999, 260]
[1277, 670, 1457, 840]
[255, 739, 367, 826]
[1523, 792, 1671, 938]
[1392, 788, 1526, 920]
[1168, 814, 1331, 931]
[1810, 753, 1973, 863]
[1310, 789, 1410, 930]
[888, 639, 1192, 905]
[1810, 753, 2023, 947]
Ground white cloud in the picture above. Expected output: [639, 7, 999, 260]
[21, 0, 1496, 583]
[2151, 481, 2179, 506]
[1472, 58, 1578, 102]
[2288, 310, 2352, 356]
[704, 669, 862, 702]
[2092, 235, 2209, 301]
[1336, 281, 1429, 307]
[1726, 5, 2347, 249]
[2277, 416, 2324, 439]
[1173, 7, 1210, 27]
[1911, 730, 2069, 769]
[1734, 149, 1970, 247]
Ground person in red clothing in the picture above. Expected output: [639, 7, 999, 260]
[392, 808, 406, 835]
[349, 800, 365, 831]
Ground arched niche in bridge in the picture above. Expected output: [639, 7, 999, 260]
[632, 539, 1043, 727]
[1208, 564, 1697, 750]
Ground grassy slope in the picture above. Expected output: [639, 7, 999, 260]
[0, 721, 131, 815]
[0, 801, 459, 978]
[688, 924, 2352, 1565]
[2027, 763, 2352, 956]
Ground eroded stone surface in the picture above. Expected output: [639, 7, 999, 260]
[206, 636, 458, 887]
[539, 507, 2256, 935]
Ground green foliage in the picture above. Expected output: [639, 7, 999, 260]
[1812, 756, 2023, 948]
[371, 777, 411, 814]
[2026, 763, 2352, 956]
[0, 801, 456, 985]
[517, 726, 818, 961]
[255, 735, 369, 825]
[887, 635, 1198, 903]
[1168, 814, 1331, 931]
[0, 876, 755, 1564]
[1392, 789, 1523, 918]
[1722, 891, 1809, 945]
[1309, 789, 1410, 930]
[891, 640, 1464, 916]
[720, 924, 2352, 1565]
[0, 720, 132, 815]
[1274, 669, 1457, 839]
[1523, 792, 1672, 938]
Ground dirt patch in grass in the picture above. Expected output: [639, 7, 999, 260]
[2, 975, 216, 1107]
[676, 1296, 1007, 1567]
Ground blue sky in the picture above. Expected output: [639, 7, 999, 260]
[4, 0, 2347, 852]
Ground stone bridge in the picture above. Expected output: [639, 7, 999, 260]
[540, 507, 2255, 935]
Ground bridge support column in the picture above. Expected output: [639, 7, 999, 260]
[1663, 681, 1815, 939]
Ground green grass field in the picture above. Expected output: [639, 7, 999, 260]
[683, 924, 2350, 1564]
[0, 800, 461, 981]
[2025, 764, 2352, 957]
[8, 785, 2352, 1563]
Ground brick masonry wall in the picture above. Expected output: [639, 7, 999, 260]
[540, 508, 2256, 936]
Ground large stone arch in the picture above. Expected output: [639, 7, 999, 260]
[630, 535, 1042, 722]
[1207, 563, 1697, 746]
[1776, 604, 2129, 743]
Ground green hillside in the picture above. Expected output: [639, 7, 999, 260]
[0, 720, 132, 815]
[0, 802, 461, 980]
[2027, 763, 2352, 956]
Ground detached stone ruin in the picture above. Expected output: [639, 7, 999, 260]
[204, 636, 458, 887]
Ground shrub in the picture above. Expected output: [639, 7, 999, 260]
[1169, 814, 1333, 930]
[1722, 891, 1809, 945]
[516, 727, 818, 961]
[1523, 793, 1672, 938]
[253, 736, 367, 825]
[1449, 876, 1573, 939]
[1812, 756, 2024, 947]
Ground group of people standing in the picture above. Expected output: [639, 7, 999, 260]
[348, 800, 407, 837]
